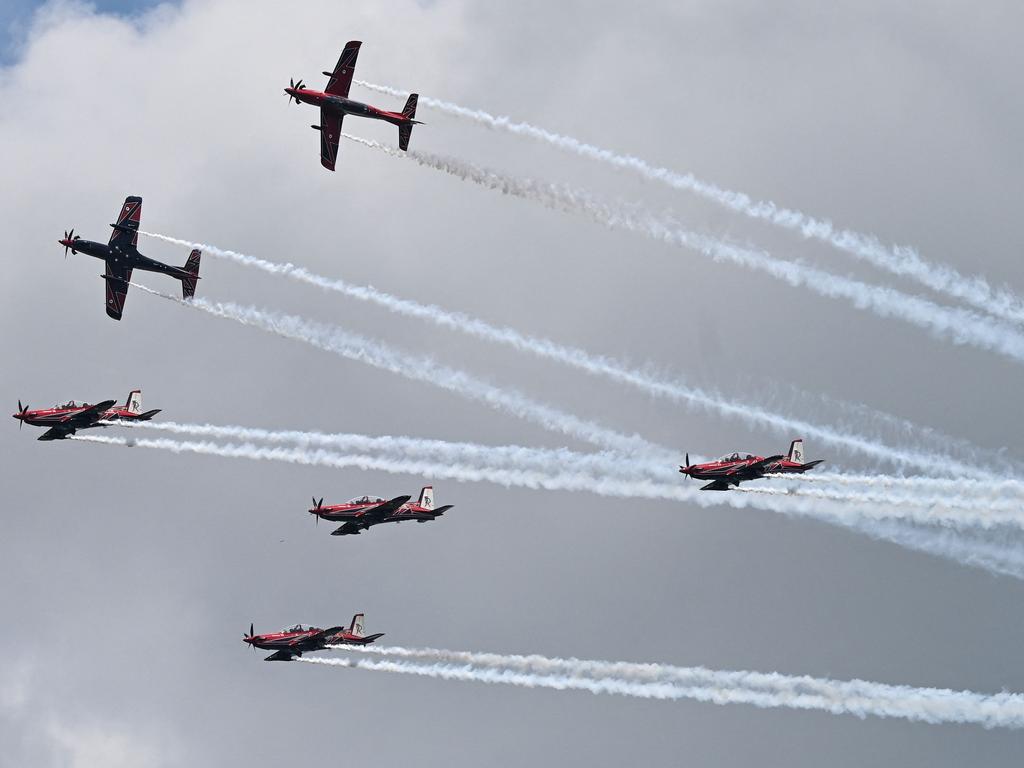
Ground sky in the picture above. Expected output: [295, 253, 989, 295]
[1, 0, 1023, 765]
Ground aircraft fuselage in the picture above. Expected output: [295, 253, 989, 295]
[61, 237, 191, 281]
[287, 88, 413, 127]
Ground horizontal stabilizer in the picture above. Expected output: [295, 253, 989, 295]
[798, 459, 825, 471]
[136, 409, 161, 421]
[432, 505, 454, 516]
[354, 632, 384, 644]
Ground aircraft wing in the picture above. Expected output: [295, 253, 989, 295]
[301, 626, 348, 647]
[360, 495, 412, 524]
[324, 41, 361, 97]
[103, 261, 133, 320]
[108, 196, 141, 249]
[319, 109, 343, 171]
[700, 479, 734, 491]
[59, 400, 118, 427]
[741, 455, 786, 476]
[38, 426, 74, 441]
[264, 650, 298, 662]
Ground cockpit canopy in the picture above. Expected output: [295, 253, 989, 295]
[346, 495, 385, 505]
[56, 400, 86, 409]
[283, 624, 316, 633]
[717, 452, 755, 463]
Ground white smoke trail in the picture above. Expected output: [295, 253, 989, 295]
[129, 283, 669, 462]
[855, 519, 1024, 581]
[735, 484, 1024, 526]
[113, 420, 663, 483]
[304, 648, 1024, 728]
[139, 230, 1000, 480]
[342, 134, 1024, 366]
[120, 419, 1023, 523]
[71, 431, 1024, 538]
[356, 80, 1024, 327]
[768, 471, 1024, 498]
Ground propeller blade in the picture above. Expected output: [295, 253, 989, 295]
[250, 622, 254, 638]
[685, 452, 690, 468]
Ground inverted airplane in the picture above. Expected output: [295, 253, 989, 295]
[13, 389, 160, 441]
[59, 196, 201, 320]
[283, 40, 422, 171]
[309, 485, 452, 536]
[242, 613, 384, 661]
[679, 439, 824, 491]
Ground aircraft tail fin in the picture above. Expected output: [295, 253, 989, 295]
[397, 94, 418, 150]
[125, 390, 143, 414]
[417, 485, 434, 511]
[402, 93, 418, 120]
[349, 613, 366, 637]
[180, 249, 201, 299]
[787, 439, 805, 464]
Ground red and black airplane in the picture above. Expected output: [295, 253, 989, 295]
[13, 389, 160, 441]
[309, 486, 452, 536]
[242, 614, 384, 661]
[679, 439, 824, 490]
[59, 196, 201, 320]
[284, 41, 422, 171]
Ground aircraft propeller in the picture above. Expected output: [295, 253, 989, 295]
[244, 622, 255, 651]
[287, 78, 305, 104]
[311, 496, 324, 525]
[681, 452, 691, 478]
[62, 229, 80, 258]
[16, 400, 28, 429]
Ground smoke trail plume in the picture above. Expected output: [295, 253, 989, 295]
[304, 647, 1024, 728]
[72, 431, 1024, 548]
[116, 420, 660, 483]
[129, 283, 669, 462]
[356, 80, 1024, 327]
[120, 419, 1024, 525]
[139, 230, 1000, 480]
[342, 134, 1024, 366]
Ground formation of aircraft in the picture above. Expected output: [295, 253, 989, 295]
[243, 614, 384, 661]
[309, 486, 453, 536]
[29, 41, 840, 666]
[679, 439, 824, 490]
[60, 196, 201, 320]
[13, 390, 160, 441]
[284, 40, 422, 171]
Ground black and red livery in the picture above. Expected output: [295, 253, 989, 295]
[13, 389, 160, 441]
[309, 486, 453, 536]
[284, 41, 422, 170]
[242, 614, 384, 661]
[59, 196, 201, 320]
[679, 439, 824, 490]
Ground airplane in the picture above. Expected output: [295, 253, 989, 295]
[59, 196, 201, 320]
[309, 485, 452, 536]
[679, 439, 824, 491]
[283, 40, 422, 171]
[242, 613, 384, 661]
[13, 389, 161, 441]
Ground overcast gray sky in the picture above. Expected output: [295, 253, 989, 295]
[2, 1, 1023, 765]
